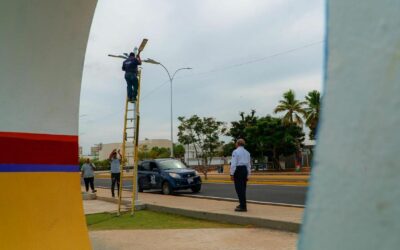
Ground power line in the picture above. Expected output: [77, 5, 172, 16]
[141, 40, 323, 99]
[179, 40, 323, 79]
[141, 79, 170, 100]
[81, 40, 323, 121]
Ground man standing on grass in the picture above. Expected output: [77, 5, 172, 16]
[230, 139, 251, 212]
[109, 149, 122, 197]
[81, 158, 97, 193]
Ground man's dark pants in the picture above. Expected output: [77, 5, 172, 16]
[234, 165, 248, 209]
[111, 173, 121, 197]
[84, 177, 95, 192]
[125, 72, 138, 100]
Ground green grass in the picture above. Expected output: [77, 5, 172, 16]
[86, 210, 243, 231]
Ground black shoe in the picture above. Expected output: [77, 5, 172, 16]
[112, 193, 115, 198]
[92, 190, 97, 193]
[236, 205, 241, 209]
[235, 207, 247, 212]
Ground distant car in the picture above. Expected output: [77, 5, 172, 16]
[138, 158, 202, 195]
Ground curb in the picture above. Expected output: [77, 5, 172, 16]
[177, 194, 305, 208]
[145, 203, 300, 233]
[96, 196, 146, 211]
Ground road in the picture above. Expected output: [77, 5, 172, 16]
[88, 178, 307, 206]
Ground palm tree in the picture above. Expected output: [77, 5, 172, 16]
[304, 90, 321, 140]
[274, 90, 306, 126]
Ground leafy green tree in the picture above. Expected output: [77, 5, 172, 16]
[138, 145, 150, 160]
[274, 90, 306, 126]
[228, 110, 257, 140]
[139, 146, 171, 160]
[173, 144, 185, 159]
[227, 110, 260, 159]
[304, 90, 321, 140]
[245, 116, 304, 169]
[222, 142, 235, 157]
[228, 111, 305, 169]
[177, 115, 226, 179]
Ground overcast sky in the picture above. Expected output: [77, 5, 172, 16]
[79, 0, 325, 154]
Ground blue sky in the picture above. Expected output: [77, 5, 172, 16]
[79, 0, 325, 154]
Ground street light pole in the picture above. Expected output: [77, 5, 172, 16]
[143, 59, 191, 158]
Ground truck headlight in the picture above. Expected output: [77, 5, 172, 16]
[169, 173, 180, 179]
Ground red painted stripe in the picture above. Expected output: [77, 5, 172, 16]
[0, 132, 76, 142]
[0, 132, 78, 165]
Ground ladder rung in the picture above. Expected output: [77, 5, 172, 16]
[127, 109, 135, 111]
[127, 118, 135, 121]
[126, 136, 135, 139]
[126, 127, 135, 129]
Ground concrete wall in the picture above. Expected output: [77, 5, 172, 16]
[0, 1, 96, 249]
[299, 1, 400, 249]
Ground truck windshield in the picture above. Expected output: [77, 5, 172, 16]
[158, 159, 187, 170]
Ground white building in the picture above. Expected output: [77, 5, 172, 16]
[184, 144, 228, 166]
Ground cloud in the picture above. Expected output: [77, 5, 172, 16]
[79, 0, 325, 152]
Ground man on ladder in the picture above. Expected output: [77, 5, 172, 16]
[122, 52, 142, 102]
[109, 38, 147, 215]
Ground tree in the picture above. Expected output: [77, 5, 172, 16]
[228, 110, 257, 140]
[139, 146, 171, 160]
[173, 144, 185, 159]
[304, 90, 321, 140]
[177, 115, 226, 179]
[138, 145, 150, 160]
[274, 90, 306, 126]
[226, 110, 263, 159]
[245, 116, 304, 169]
[228, 112, 305, 170]
[222, 142, 235, 158]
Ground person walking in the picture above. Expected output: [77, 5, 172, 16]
[230, 139, 251, 212]
[109, 149, 122, 197]
[122, 52, 142, 103]
[81, 158, 97, 193]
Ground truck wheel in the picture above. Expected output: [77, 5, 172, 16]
[191, 184, 201, 193]
[138, 179, 144, 192]
[162, 182, 172, 195]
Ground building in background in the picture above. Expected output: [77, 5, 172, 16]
[90, 143, 102, 159]
[184, 144, 226, 166]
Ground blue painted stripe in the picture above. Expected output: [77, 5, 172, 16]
[0, 164, 80, 172]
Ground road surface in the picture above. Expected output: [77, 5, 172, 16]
[88, 179, 307, 206]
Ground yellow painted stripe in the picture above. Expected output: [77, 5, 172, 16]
[203, 179, 309, 186]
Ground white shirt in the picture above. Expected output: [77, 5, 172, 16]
[81, 163, 95, 178]
[230, 146, 251, 176]
[110, 158, 121, 173]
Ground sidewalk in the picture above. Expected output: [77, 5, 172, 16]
[90, 228, 297, 250]
[83, 199, 299, 249]
[88, 187, 304, 233]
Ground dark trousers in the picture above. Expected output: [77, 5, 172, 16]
[111, 173, 121, 196]
[84, 177, 95, 192]
[125, 72, 138, 100]
[234, 166, 248, 209]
